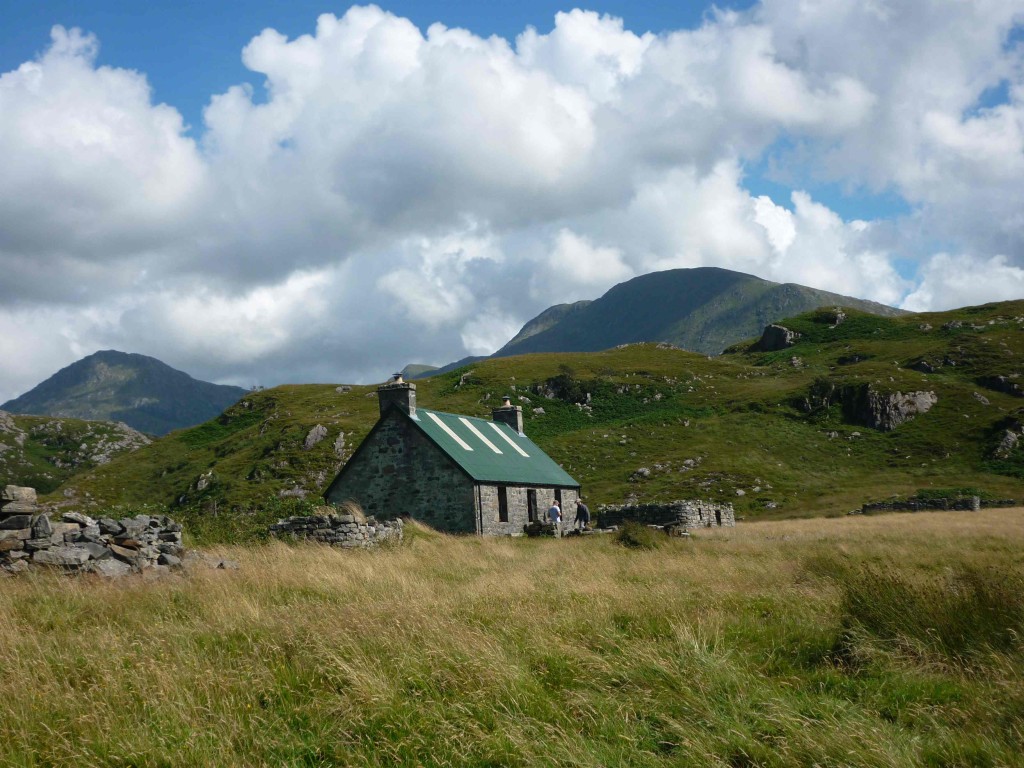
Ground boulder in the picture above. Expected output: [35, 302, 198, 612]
[2, 486, 36, 504]
[50, 522, 80, 537]
[62, 511, 96, 527]
[0, 515, 32, 530]
[33, 547, 91, 568]
[755, 324, 801, 352]
[303, 424, 328, 450]
[109, 543, 142, 565]
[31, 515, 52, 539]
[0, 538, 25, 553]
[78, 542, 112, 560]
[97, 518, 124, 536]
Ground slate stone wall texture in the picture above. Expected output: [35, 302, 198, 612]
[597, 500, 735, 529]
[326, 411, 478, 533]
[270, 513, 403, 548]
[0, 485, 185, 577]
[860, 496, 981, 513]
[477, 484, 579, 536]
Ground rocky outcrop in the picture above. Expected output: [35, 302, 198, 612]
[978, 375, 1024, 398]
[755, 324, 801, 352]
[801, 381, 937, 431]
[270, 511, 403, 548]
[0, 411, 150, 492]
[303, 424, 328, 450]
[993, 429, 1020, 459]
[0, 487, 184, 577]
[853, 388, 938, 431]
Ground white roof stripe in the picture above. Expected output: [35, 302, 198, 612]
[459, 418, 503, 454]
[428, 411, 473, 451]
[488, 422, 530, 457]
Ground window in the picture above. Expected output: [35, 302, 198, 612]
[498, 486, 508, 523]
[527, 489, 537, 522]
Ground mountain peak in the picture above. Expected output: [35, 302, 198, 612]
[1, 351, 247, 435]
[495, 267, 904, 358]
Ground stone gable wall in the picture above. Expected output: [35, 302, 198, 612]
[597, 500, 735, 530]
[326, 413, 477, 533]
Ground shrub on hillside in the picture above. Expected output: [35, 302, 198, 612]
[616, 521, 663, 550]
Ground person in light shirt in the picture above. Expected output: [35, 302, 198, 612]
[547, 501, 561, 537]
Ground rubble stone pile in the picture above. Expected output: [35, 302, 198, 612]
[270, 510, 403, 548]
[0, 485, 184, 577]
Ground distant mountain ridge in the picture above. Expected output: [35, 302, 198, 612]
[494, 267, 906, 358]
[2, 350, 247, 436]
[410, 267, 905, 378]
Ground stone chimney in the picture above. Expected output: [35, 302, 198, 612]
[492, 395, 524, 434]
[377, 373, 416, 417]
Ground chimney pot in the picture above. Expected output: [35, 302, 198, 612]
[377, 376, 416, 417]
[492, 396, 524, 434]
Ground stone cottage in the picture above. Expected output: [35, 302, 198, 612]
[324, 376, 580, 535]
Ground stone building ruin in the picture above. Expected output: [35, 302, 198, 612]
[324, 376, 580, 535]
[597, 500, 736, 530]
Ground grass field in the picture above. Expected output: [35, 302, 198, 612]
[3, 509, 1023, 767]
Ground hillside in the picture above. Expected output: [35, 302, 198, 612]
[49, 300, 1024, 541]
[495, 266, 905, 357]
[0, 410, 149, 493]
[2, 350, 247, 436]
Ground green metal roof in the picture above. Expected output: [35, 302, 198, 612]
[408, 407, 579, 487]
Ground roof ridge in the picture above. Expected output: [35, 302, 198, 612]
[416, 406, 498, 423]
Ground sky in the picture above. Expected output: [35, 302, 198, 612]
[0, 1, 1022, 401]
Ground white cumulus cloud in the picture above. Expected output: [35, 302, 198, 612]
[0, 3, 1022, 402]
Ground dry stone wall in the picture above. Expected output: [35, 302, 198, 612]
[860, 496, 981, 514]
[0, 485, 184, 577]
[597, 500, 736, 530]
[270, 512, 403, 548]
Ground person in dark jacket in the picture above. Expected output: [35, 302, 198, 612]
[573, 499, 591, 530]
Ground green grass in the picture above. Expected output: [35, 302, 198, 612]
[40, 300, 1024, 543]
[615, 520, 664, 549]
[1, 509, 1022, 766]
[0, 413, 148, 493]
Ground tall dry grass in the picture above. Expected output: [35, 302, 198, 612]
[1, 510, 1023, 766]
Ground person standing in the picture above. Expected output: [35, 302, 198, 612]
[547, 501, 562, 537]
[573, 498, 590, 530]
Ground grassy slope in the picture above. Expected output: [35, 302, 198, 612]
[52, 300, 1024, 541]
[2, 510, 1022, 766]
[0, 412, 149, 494]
